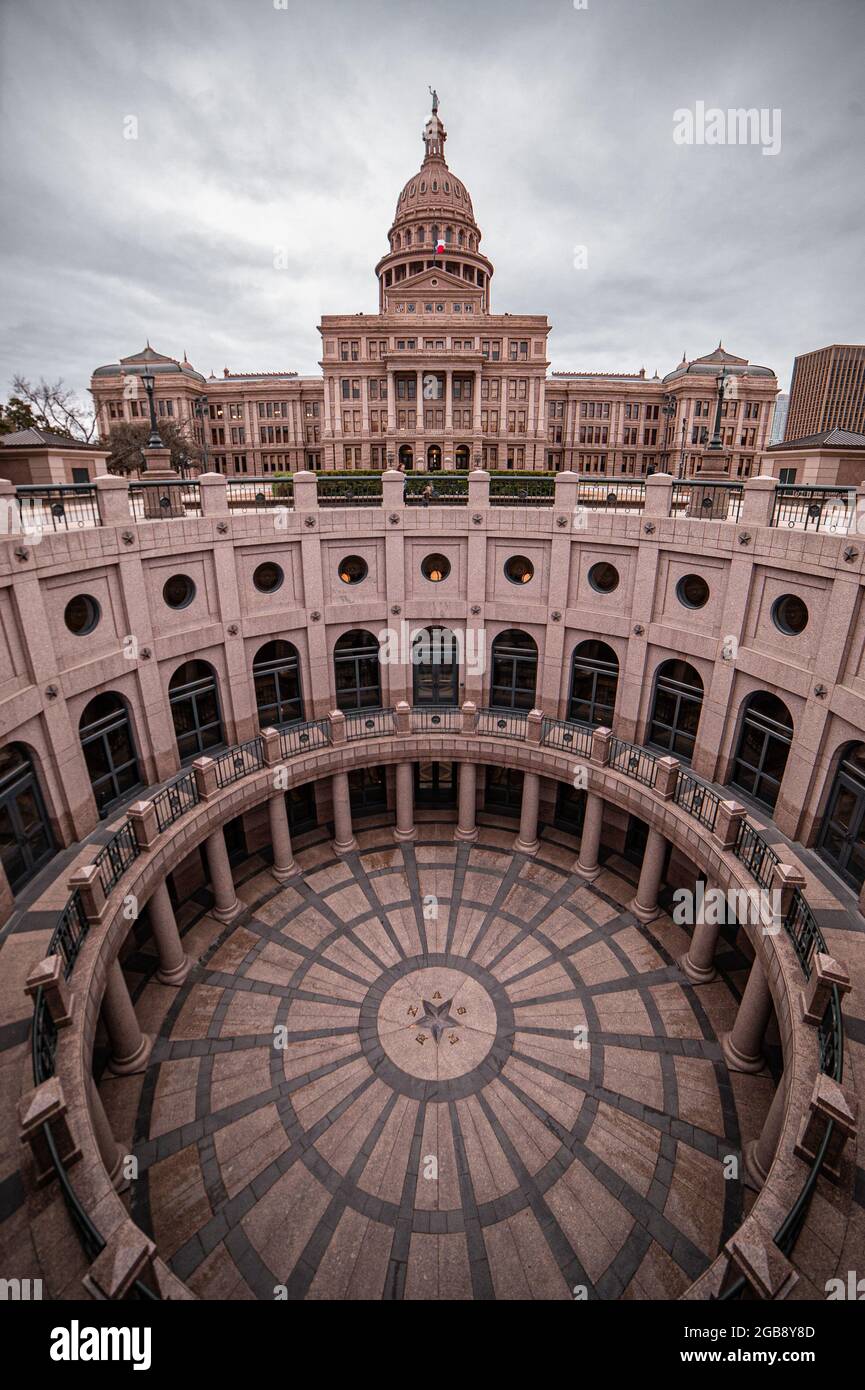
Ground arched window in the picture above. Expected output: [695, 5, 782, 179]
[0, 743, 54, 893]
[818, 742, 865, 890]
[455, 444, 470, 468]
[490, 630, 538, 711]
[648, 660, 704, 760]
[413, 627, 459, 705]
[334, 630, 382, 711]
[79, 693, 142, 814]
[568, 640, 619, 727]
[398, 444, 414, 470]
[253, 641, 304, 728]
[169, 661, 224, 762]
[730, 691, 793, 810]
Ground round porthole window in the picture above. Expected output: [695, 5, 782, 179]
[253, 561, 284, 594]
[421, 553, 450, 582]
[772, 594, 808, 635]
[64, 594, 100, 635]
[163, 574, 196, 609]
[504, 555, 534, 585]
[676, 574, 710, 609]
[588, 562, 620, 594]
[338, 555, 368, 585]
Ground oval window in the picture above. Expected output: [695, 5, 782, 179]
[253, 562, 284, 594]
[772, 594, 808, 635]
[588, 562, 619, 594]
[676, 574, 710, 609]
[163, 574, 196, 609]
[338, 555, 368, 585]
[421, 553, 450, 582]
[504, 555, 534, 585]
[64, 594, 100, 635]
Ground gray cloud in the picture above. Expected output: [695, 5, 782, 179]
[1, 0, 863, 411]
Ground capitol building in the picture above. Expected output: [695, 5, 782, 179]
[0, 99, 862, 1305]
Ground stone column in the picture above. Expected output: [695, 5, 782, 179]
[680, 889, 723, 984]
[416, 370, 425, 440]
[103, 960, 152, 1075]
[393, 762, 417, 842]
[630, 827, 668, 924]
[88, 1075, 126, 1190]
[576, 791, 603, 880]
[387, 371, 396, 432]
[514, 770, 540, 855]
[744, 1073, 787, 1189]
[332, 771, 358, 854]
[148, 880, 190, 986]
[204, 828, 240, 923]
[454, 762, 478, 842]
[268, 791, 298, 881]
[722, 957, 774, 1073]
[444, 369, 453, 432]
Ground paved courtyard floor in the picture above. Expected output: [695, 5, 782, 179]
[100, 822, 775, 1300]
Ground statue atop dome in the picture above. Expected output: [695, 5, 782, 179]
[429, 86, 438, 114]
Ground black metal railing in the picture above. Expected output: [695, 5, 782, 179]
[343, 707, 394, 739]
[489, 475, 555, 506]
[576, 479, 646, 511]
[49, 890, 90, 979]
[316, 476, 383, 507]
[783, 886, 823, 979]
[405, 475, 468, 506]
[152, 772, 200, 834]
[410, 704, 460, 732]
[770, 485, 855, 533]
[128, 480, 202, 519]
[541, 716, 594, 757]
[14, 484, 102, 531]
[477, 708, 529, 738]
[226, 478, 294, 512]
[94, 822, 140, 896]
[608, 736, 658, 788]
[213, 737, 264, 788]
[674, 771, 721, 831]
[671, 479, 744, 522]
[277, 718, 332, 758]
[732, 818, 780, 890]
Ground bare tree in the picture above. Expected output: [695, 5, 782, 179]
[11, 375, 97, 443]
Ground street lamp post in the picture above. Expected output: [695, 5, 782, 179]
[140, 372, 164, 448]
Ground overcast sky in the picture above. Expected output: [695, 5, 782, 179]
[1, 0, 863, 416]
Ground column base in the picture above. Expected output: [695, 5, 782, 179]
[454, 826, 479, 843]
[742, 1137, 770, 1191]
[333, 837, 358, 856]
[393, 826, 418, 843]
[271, 861, 299, 883]
[514, 836, 539, 856]
[156, 954, 192, 988]
[629, 897, 660, 924]
[212, 898, 241, 924]
[721, 1031, 766, 1074]
[107, 1032, 153, 1077]
[679, 952, 717, 985]
[576, 861, 600, 881]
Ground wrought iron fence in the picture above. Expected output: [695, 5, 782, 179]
[410, 704, 460, 732]
[94, 822, 140, 896]
[783, 886, 823, 979]
[152, 773, 200, 834]
[732, 819, 780, 890]
[226, 478, 294, 513]
[576, 479, 646, 511]
[671, 479, 744, 522]
[213, 737, 264, 788]
[277, 718, 332, 757]
[477, 708, 529, 739]
[49, 890, 90, 980]
[608, 736, 658, 788]
[673, 771, 721, 831]
[770, 485, 855, 533]
[128, 480, 202, 519]
[316, 476, 383, 507]
[405, 475, 468, 506]
[343, 707, 394, 739]
[540, 717, 593, 757]
[14, 484, 102, 532]
[489, 475, 555, 506]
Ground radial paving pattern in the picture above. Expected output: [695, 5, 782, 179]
[104, 823, 776, 1300]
